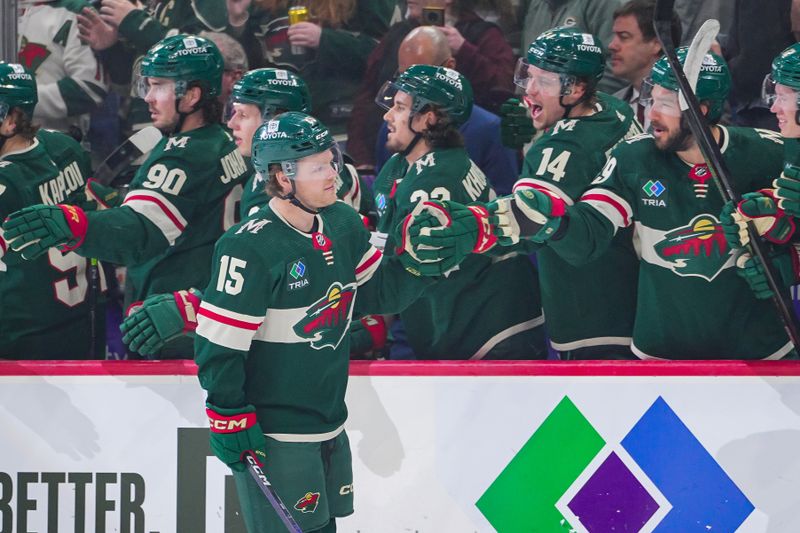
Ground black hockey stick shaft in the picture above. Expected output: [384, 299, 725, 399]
[88, 257, 99, 359]
[654, 0, 800, 349]
[243, 452, 303, 533]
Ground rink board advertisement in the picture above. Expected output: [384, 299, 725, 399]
[0, 361, 798, 532]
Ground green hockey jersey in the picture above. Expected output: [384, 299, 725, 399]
[516, 93, 641, 353]
[195, 200, 429, 439]
[551, 126, 791, 359]
[374, 147, 545, 359]
[78, 123, 246, 303]
[0, 129, 104, 358]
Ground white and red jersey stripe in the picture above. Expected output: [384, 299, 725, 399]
[580, 187, 634, 230]
[513, 177, 575, 206]
[196, 301, 263, 351]
[123, 189, 188, 245]
[355, 246, 382, 286]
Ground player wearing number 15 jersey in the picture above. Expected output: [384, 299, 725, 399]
[0, 62, 103, 359]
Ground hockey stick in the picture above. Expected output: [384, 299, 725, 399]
[94, 126, 162, 186]
[243, 452, 303, 533]
[86, 127, 162, 359]
[654, 0, 800, 349]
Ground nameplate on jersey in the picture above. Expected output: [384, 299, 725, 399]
[640, 178, 668, 208]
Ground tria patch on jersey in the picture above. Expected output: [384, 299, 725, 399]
[293, 282, 356, 350]
[286, 258, 309, 291]
[641, 178, 668, 207]
[654, 214, 730, 281]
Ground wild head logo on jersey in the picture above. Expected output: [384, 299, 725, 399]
[294, 492, 320, 513]
[18, 39, 49, 73]
[293, 282, 356, 350]
[654, 214, 731, 281]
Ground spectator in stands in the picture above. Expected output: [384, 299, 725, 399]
[77, 0, 229, 133]
[347, 0, 515, 175]
[673, 0, 733, 46]
[228, 0, 396, 135]
[609, 0, 682, 129]
[519, 0, 626, 94]
[375, 26, 518, 195]
[722, 0, 795, 130]
[18, 1, 109, 140]
[199, 31, 249, 108]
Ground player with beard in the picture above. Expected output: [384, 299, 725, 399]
[409, 48, 791, 360]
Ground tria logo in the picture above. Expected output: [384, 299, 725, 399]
[654, 214, 730, 281]
[293, 282, 357, 350]
[642, 179, 667, 207]
[294, 492, 320, 513]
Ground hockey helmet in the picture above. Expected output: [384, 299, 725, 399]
[375, 64, 473, 125]
[763, 43, 800, 109]
[645, 47, 730, 121]
[231, 68, 312, 118]
[138, 34, 224, 99]
[251, 111, 341, 181]
[514, 27, 606, 96]
[0, 62, 37, 121]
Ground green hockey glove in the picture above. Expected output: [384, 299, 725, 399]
[500, 98, 535, 150]
[734, 248, 799, 300]
[396, 200, 497, 276]
[721, 192, 796, 249]
[488, 188, 565, 245]
[2, 204, 88, 260]
[774, 171, 800, 218]
[121, 289, 202, 356]
[206, 403, 267, 472]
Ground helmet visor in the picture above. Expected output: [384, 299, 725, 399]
[135, 75, 180, 100]
[641, 77, 681, 117]
[375, 80, 401, 112]
[514, 59, 573, 97]
[282, 145, 343, 183]
[762, 74, 800, 110]
[0, 101, 8, 122]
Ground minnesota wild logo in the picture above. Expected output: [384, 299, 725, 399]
[293, 282, 357, 350]
[654, 214, 730, 281]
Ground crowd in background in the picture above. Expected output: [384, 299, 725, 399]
[4, 0, 800, 361]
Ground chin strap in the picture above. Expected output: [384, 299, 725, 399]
[169, 93, 200, 135]
[278, 180, 319, 215]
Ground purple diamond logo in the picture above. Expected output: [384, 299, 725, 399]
[567, 452, 659, 532]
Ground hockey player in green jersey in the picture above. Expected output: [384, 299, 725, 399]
[721, 43, 800, 300]
[411, 49, 793, 360]
[227, 67, 368, 218]
[373, 64, 545, 359]
[0, 61, 105, 359]
[117, 67, 384, 357]
[195, 111, 435, 532]
[3, 34, 248, 358]
[504, 28, 641, 359]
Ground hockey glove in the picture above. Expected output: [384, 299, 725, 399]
[349, 315, 387, 358]
[85, 178, 124, 210]
[721, 191, 796, 249]
[735, 248, 799, 300]
[121, 289, 202, 357]
[396, 200, 494, 276]
[500, 98, 535, 150]
[2, 204, 88, 260]
[774, 165, 800, 217]
[207, 403, 267, 472]
[488, 188, 565, 245]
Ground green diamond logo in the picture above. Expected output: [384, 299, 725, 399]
[290, 261, 306, 280]
[476, 396, 605, 531]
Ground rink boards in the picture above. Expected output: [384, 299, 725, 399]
[0, 360, 798, 532]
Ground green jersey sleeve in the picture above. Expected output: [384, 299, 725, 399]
[195, 231, 273, 409]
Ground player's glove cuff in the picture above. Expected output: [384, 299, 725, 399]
[57, 204, 88, 251]
[174, 288, 202, 333]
